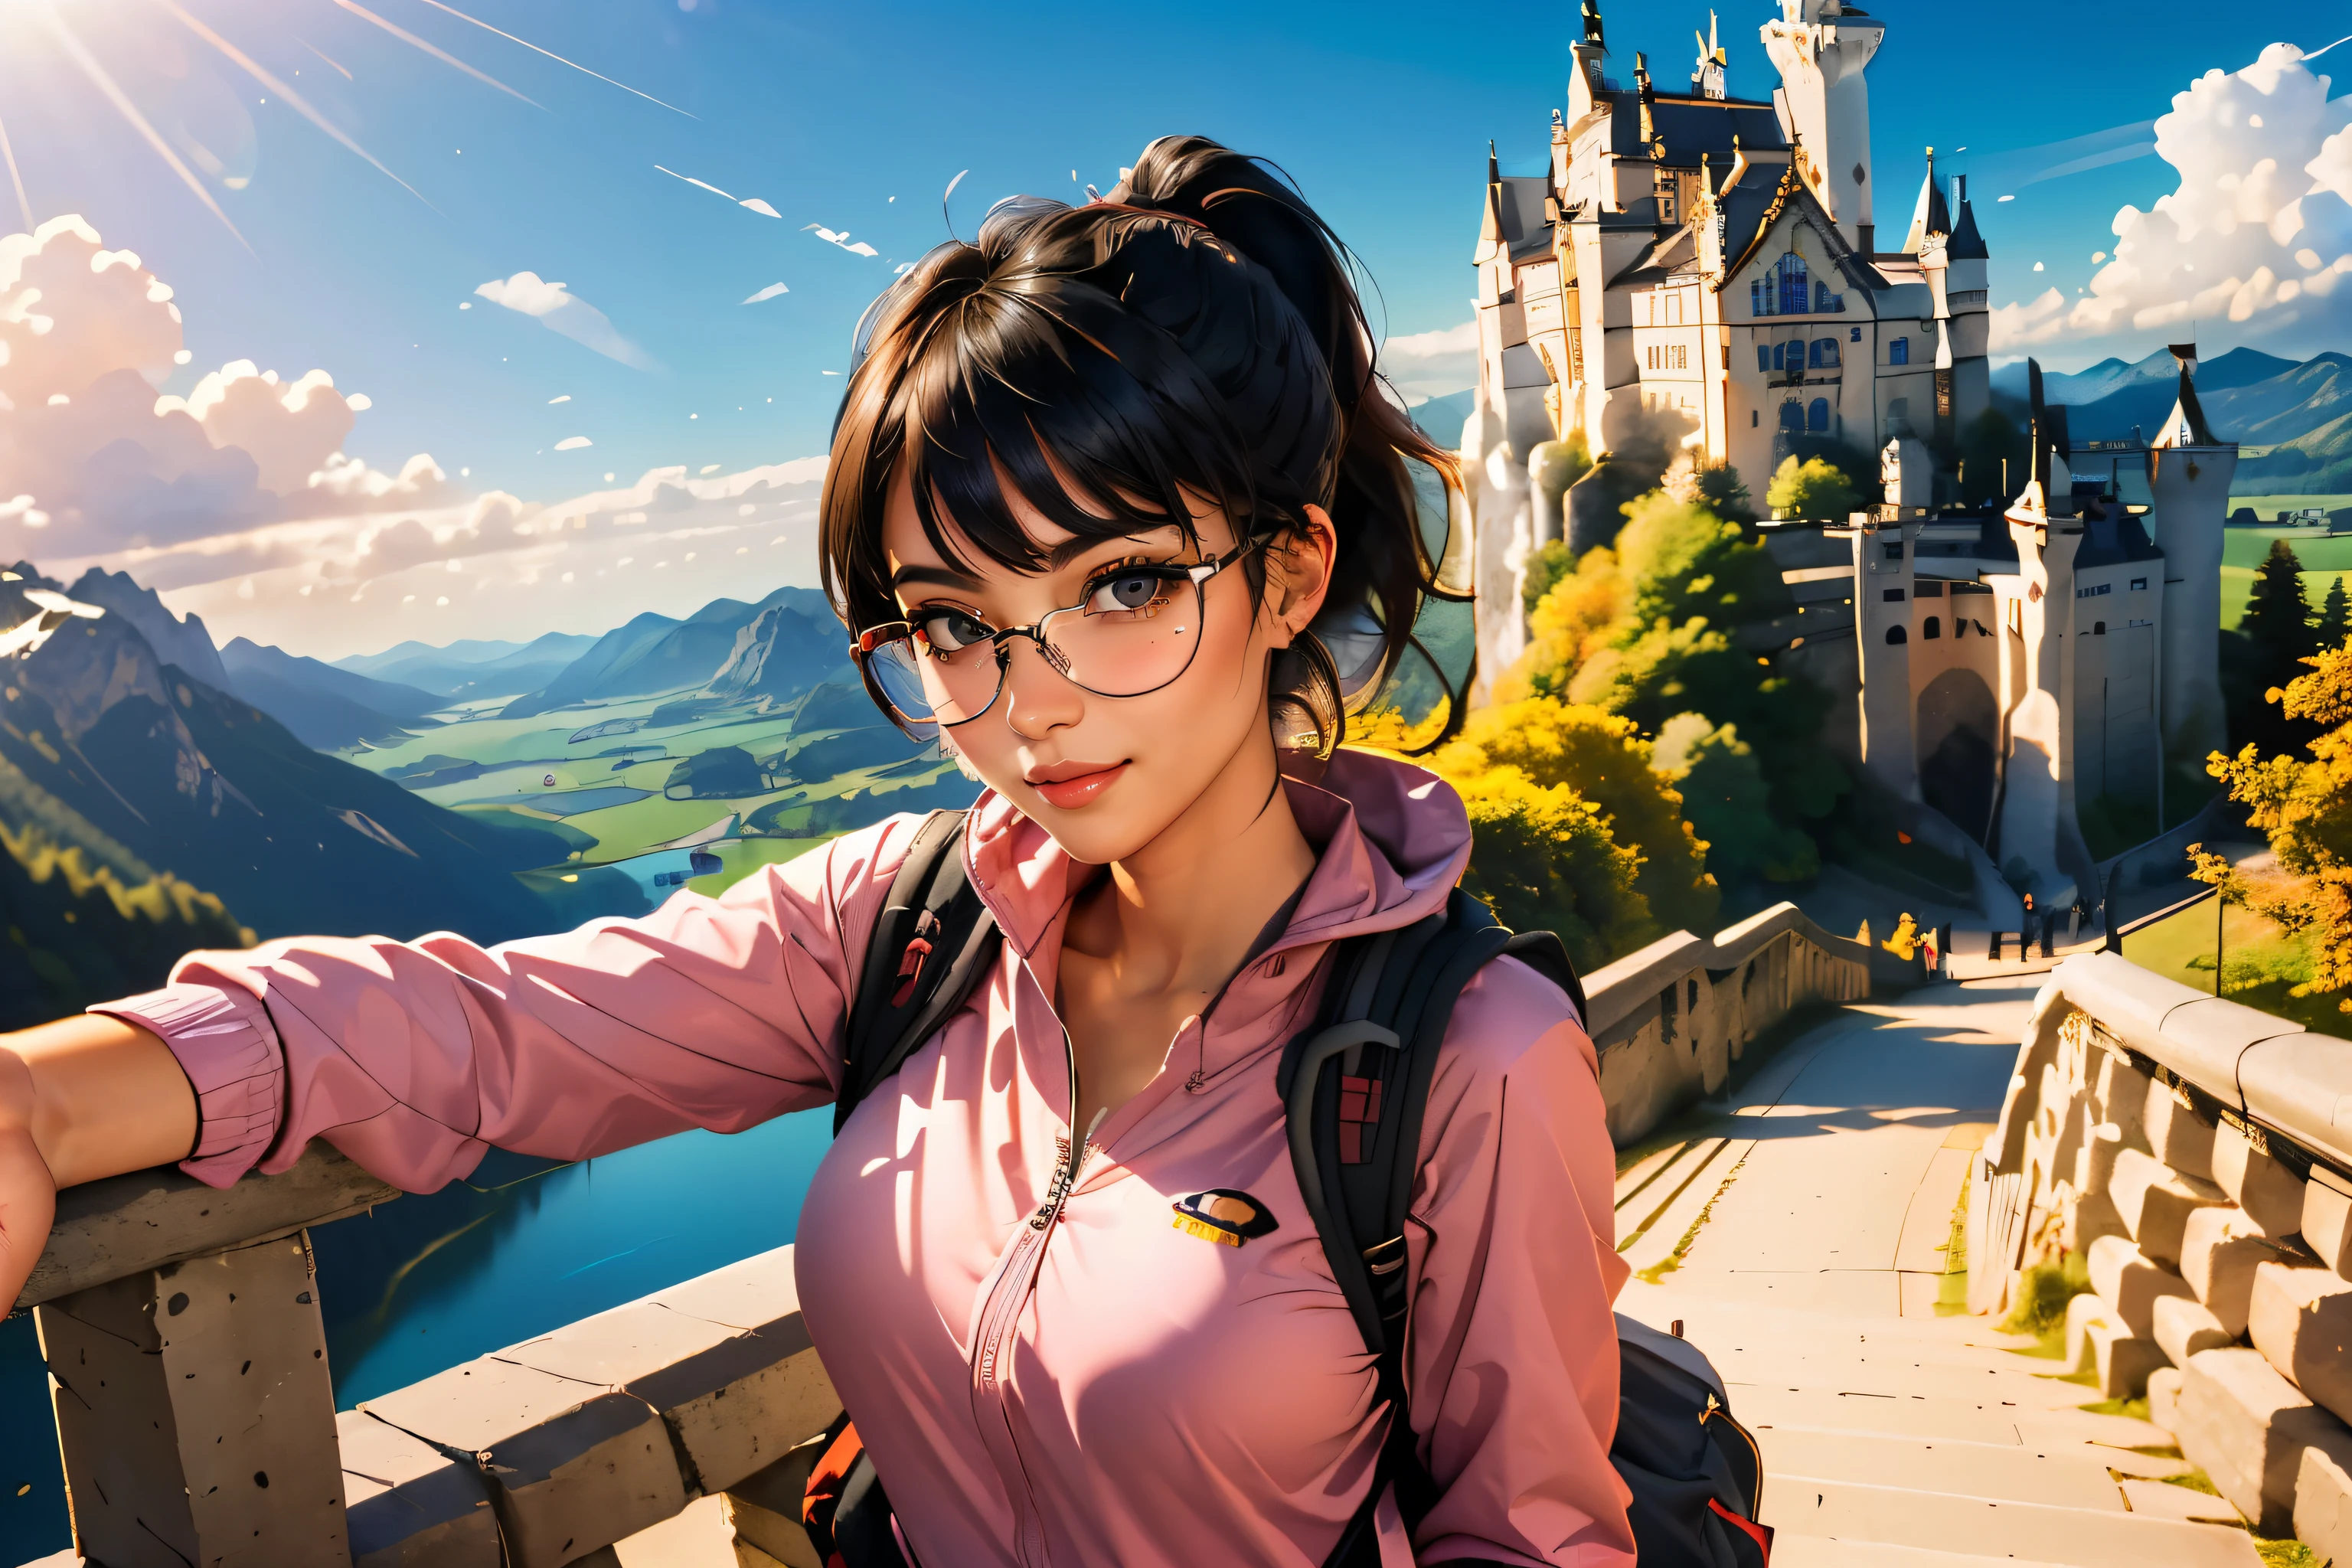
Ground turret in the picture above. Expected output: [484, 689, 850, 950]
[2147, 345, 2236, 769]
[1760, 0, 1886, 250]
[1569, 0, 1609, 121]
[1901, 150, 1952, 253]
[1691, 10, 1727, 99]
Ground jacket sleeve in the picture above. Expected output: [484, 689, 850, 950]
[91, 815, 932, 1193]
[1399, 956, 1635, 1567]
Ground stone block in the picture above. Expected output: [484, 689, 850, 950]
[2306, 1165, 2352, 1279]
[2298, 1444, 2352, 1568]
[2150, 1366, 2184, 1436]
[2249, 1260, 2352, 1426]
[2110, 1147, 2230, 1266]
[2153, 1295, 2236, 1368]
[360, 1355, 686, 1568]
[2176, 1346, 2352, 1536]
[2086, 1315, 2170, 1398]
[2180, 1205, 2290, 1337]
[2063, 1290, 2117, 1372]
[339, 1409, 501, 1568]
[2210, 1122, 2308, 1239]
[2092, 1053, 2152, 1147]
[2089, 1233, 2198, 1338]
[2062, 1187, 2127, 1253]
[2144, 1080, 2218, 1181]
[2073, 1120, 2128, 1198]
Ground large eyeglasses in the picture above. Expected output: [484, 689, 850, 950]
[852, 534, 1270, 736]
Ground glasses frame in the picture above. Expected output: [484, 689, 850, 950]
[851, 532, 1273, 735]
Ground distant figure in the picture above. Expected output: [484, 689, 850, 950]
[544, 773, 557, 786]
[1919, 924, 1941, 976]
[1883, 912, 1919, 961]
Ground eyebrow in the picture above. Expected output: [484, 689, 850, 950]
[888, 526, 1186, 593]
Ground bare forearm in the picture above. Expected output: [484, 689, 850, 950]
[3, 1015, 198, 1187]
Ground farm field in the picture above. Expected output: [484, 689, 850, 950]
[339, 676, 976, 915]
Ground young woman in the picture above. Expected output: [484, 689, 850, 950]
[0, 137, 1631, 1566]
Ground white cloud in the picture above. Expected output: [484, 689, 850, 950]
[1991, 42, 2352, 352]
[1379, 318, 1479, 404]
[554, 435, 593, 450]
[743, 282, 790, 304]
[473, 270, 658, 370]
[0, 215, 452, 555]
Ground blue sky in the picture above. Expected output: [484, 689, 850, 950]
[2, 0, 2347, 653]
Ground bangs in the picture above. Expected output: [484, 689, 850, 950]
[824, 201, 1339, 631]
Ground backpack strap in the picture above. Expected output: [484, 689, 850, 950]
[837, 809, 1001, 1136]
[1282, 890, 1584, 1567]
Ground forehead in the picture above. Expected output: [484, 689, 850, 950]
[879, 462, 1222, 581]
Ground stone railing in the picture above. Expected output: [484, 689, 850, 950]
[1967, 951, 2352, 1562]
[12, 900, 1891, 1567]
[1581, 900, 1890, 1145]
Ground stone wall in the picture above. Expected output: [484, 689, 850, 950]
[1970, 951, 2352, 1559]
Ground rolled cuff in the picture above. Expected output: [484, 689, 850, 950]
[90, 983, 285, 1189]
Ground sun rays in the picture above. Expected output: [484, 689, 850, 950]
[0, 0, 687, 245]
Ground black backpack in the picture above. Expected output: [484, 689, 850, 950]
[817, 809, 1773, 1567]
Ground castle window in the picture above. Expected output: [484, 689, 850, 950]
[2131, 577, 2148, 590]
[1779, 402, 1804, 431]
[2094, 621, 2106, 635]
[1757, 345, 1772, 371]
[1890, 336, 1910, 365]
[1752, 410, 1759, 426]
[1923, 616, 1942, 639]
[1883, 587, 1906, 602]
[1752, 279, 1770, 316]
[1811, 338, 1841, 368]
[1883, 543, 1903, 560]
[1886, 625, 1907, 645]
[1851, 326, 1863, 341]
[1807, 397, 1831, 432]
[1779, 253, 1809, 315]
[1815, 281, 1838, 312]
[1674, 345, 1687, 369]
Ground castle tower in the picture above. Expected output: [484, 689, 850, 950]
[1759, 0, 1886, 250]
[2147, 346, 2236, 770]
[1568, 0, 1609, 122]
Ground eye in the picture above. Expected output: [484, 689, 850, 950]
[1083, 569, 1173, 618]
[916, 608, 994, 654]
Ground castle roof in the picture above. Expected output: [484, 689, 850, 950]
[1947, 192, 1987, 260]
[1602, 93, 1785, 165]
[1902, 162, 1951, 253]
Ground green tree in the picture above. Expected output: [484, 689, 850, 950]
[1765, 455, 1860, 521]
[2225, 540, 2321, 756]
[1956, 407, 2029, 505]
[2321, 576, 2350, 651]
[1506, 492, 1851, 858]
[1651, 713, 1820, 883]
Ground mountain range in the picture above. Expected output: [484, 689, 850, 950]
[335, 632, 602, 702]
[0, 564, 580, 973]
[1992, 348, 2352, 493]
[496, 586, 843, 717]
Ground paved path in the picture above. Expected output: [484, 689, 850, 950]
[1618, 977, 2265, 1566]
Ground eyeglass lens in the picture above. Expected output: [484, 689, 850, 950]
[867, 567, 1208, 727]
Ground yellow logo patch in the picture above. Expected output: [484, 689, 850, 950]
[1170, 1188, 1279, 1248]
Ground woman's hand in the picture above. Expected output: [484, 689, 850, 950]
[0, 1017, 198, 1314]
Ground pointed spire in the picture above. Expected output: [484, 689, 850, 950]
[1479, 140, 1504, 252]
[1902, 147, 1952, 253]
[1691, 9, 1727, 96]
[1583, 0, 1605, 47]
[1947, 173, 1988, 260]
[2160, 343, 2218, 446]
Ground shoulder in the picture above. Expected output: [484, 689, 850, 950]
[715, 812, 956, 950]
[1413, 951, 1608, 1196]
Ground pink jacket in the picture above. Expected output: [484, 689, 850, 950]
[100, 750, 1633, 1567]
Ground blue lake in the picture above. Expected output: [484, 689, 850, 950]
[2, 1108, 834, 1556]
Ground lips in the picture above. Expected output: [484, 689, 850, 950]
[1027, 761, 1128, 810]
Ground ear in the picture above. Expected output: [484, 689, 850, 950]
[1265, 505, 1338, 646]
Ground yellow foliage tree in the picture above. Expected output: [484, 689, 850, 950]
[1351, 697, 1710, 966]
[2194, 642, 2352, 1007]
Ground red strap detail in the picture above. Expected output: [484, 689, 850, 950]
[802, 1419, 865, 1552]
[889, 936, 934, 1008]
[1338, 1075, 1383, 1165]
[1707, 1496, 1774, 1560]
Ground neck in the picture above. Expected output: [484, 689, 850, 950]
[1064, 731, 1318, 999]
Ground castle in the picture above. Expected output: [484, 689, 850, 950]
[1460, 0, 2238, 913]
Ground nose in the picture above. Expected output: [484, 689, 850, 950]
[1001, 635, 1083, 739]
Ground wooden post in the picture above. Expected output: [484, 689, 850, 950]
[36, 1230, 353, 1567]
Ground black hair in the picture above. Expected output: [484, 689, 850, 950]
[819, 134, 1463, 752]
